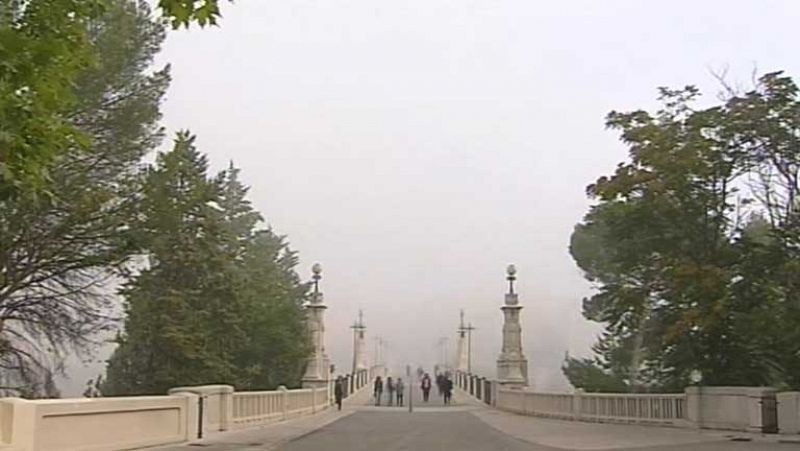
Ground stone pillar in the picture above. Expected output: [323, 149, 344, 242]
[351, 310, 368, 374]
[496, 264, 529, 388]
[302, 263, 331, 389]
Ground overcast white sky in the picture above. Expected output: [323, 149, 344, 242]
[61, 0, 800, 395]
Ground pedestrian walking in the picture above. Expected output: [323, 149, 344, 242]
[436, 373, 444, 397]
[421, 373, 432, 402]
[443, 375, 453, 405]
[386, 376, 395, 406]
[396, 378, 405, 407]
[373, 376, 383, 406]
[334, 376, 344, 411]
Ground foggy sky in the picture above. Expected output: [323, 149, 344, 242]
[62, 0, 800, 395]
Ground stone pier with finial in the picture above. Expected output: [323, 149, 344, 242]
[302, 263, 331, 389]
[496, 264, 529, 388]
[351, 310, 368, 376]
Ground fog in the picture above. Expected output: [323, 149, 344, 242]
[60, 0, 800, 395]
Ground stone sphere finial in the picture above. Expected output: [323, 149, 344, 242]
[506, 264, 517, 277]
[506, 264, 517, 294]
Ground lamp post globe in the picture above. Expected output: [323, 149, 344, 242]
[506, 264, 517, 277]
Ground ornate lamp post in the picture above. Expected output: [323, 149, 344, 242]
[302, 263, 330, 388]
[496, 264, 529, 388]
[351, 310, 368, 373]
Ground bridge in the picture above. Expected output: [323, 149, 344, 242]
[0, 266, 799, 450]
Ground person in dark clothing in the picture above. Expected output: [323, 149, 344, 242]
[421, 373, 432, 402]
[443, 375, 454, 405]
[386, 377, 395, 406]
[436, 373, 445, 397]
[373, 376, 383, 406]
[334, 376, 344, 410]
[395, 378, 405, 407]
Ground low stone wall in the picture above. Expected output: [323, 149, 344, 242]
[0, 369, 377, 451]
[457, 375, 780, 434]
[495, 388, 687, 427]
[685, 386, 777, 433]
[0, 394, 198, 451]
[777, 392, 800, 434]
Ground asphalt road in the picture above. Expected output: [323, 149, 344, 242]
[277, 410, 799, 451]
[277, 411, 546, 451]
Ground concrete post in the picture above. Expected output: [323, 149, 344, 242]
[278, 386, 288, 420]
[573, 388, 584, 420]
[778, 392, 800, 434]
[1, 398, 38, 451]
[168, 385, 234, 432]
[496, 265, 529, 388]
[169, 392, 200, 441]
[685, 386, 702, 429]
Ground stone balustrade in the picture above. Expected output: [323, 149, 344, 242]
[455, 370, 788, 434]
[495, 389, 687, 427]
[0, 368, 374, 451]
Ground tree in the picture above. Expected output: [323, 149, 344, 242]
[571, 72, 800, 390]
[0, 0, 227, 200]
[103, 135, 310, 395]
[0, 0, 169, 396]
[158, 0, 229, 28]
[561, 355, 629, 393]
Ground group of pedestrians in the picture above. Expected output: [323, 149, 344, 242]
[372, 370, 453, 406]
[372, 376, 405, 406]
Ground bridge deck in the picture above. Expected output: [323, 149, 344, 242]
[152, 386, 790, 451]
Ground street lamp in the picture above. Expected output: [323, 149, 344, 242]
[507, 264, 517, 294]
[311, 263, 322, 295]
[465, 322, 476, 373]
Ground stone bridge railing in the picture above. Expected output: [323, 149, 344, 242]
[0, 368, 374, 451]
[454, 370, 788, 434]
[495, 389, 687, 427]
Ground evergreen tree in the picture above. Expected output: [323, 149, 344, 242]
[104, 135, 309, 394]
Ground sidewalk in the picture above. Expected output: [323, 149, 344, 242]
[151, 387, 372, 451]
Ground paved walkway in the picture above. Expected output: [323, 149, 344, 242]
[152, 384, 800, 451]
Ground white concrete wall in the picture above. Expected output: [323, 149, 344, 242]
[491, 386, 687, 427]
[777, 392, 800, 435]
[168, 385, 233, 434]
[0, 394, 197, 451]
[685, 386, 777, 433]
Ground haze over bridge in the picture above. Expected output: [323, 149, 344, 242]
[0, 265, 797, 451]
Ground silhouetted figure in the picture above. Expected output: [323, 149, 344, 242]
[421, 373, 432, 402]
[386, 376, 395, 406]
[443, 375, 453, 405]
[334, 376, 344, 410]
[373, 376, 383, 406]
[436, 373, 445, 397]
[396, 378, 405, 406]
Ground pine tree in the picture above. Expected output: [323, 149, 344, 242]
[104, 142, 310, 394]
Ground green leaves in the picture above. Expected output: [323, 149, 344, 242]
[0, 0, 169, 397]
[157, 0, 226, 28]
[572, 71, 800, 390]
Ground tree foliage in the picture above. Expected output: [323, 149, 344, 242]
[0, 0, 228, 200]
[569, 72, 800, 391]
[102, 134, 309, 395]
[0, 0, 168, 396]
